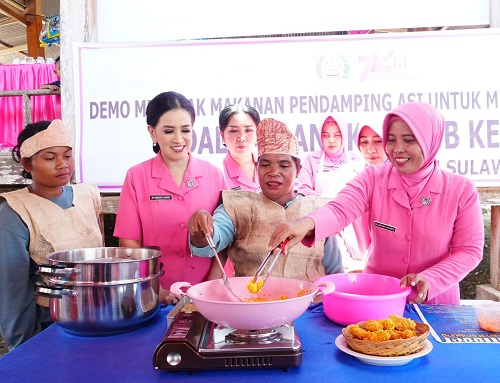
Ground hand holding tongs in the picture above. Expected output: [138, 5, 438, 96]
[250, 239, 288, 289]
[205, 234, 242, 302]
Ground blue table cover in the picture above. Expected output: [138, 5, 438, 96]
[0, 304, 497, 383]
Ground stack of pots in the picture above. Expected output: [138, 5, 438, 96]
[36, 247, 163, 336]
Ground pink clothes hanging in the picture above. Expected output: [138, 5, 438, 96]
[0, 64, 61, 149]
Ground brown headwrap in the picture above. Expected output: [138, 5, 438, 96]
[257, 118, 299, 158]
[20, 119, 72, 158]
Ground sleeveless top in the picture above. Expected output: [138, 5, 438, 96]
[1, 183, 103, 306]
[223, 191, 329, 282]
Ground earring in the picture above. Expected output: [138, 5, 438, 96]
[153, 142, 160, 154]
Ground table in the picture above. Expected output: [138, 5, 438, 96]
[0, 304, 497, 383]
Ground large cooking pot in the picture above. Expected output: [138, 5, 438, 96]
[36, 247, 163, 336]
[171, 276, 334, 330]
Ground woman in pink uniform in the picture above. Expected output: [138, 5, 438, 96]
[357, 124, 387, 166]
[298, 114, 363, 197]
[219, 104, 261, 192]
[298, 114, 363, 271]
[218, 104, 261, 275]
[269, 102, 484, 305]
[114, 91, 228, 305]
[351, 123, 389, 258]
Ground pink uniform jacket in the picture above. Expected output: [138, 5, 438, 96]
[114, 153, 228, 289]
[222, 152, 260, 192]
[305, 163, 484, 304]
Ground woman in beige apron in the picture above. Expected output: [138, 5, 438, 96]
[0, 120, 102, 351]
[297, 115, 364, 271]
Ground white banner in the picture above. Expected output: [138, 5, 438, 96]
[74, 29, 500, 192]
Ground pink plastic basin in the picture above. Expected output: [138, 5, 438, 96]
[315, 273, 411, 326]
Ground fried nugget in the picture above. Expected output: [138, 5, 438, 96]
[381, 318, 395, 331]
[388, 329, 402, 340]
[367, 329, 391, 342]
[399, 329, 417, 339]
[389, 314, 417, 331]
[350, 325, 371, 340]
[364, 320, 384, 332]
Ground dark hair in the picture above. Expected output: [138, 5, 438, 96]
[218, 104, 260, 133]
[146, 91, 196, 127]
[292, 156, 301, 169]
[12, 120, 52, 179]
[257, 155, 301, 170]
[55, 56, 60, 64]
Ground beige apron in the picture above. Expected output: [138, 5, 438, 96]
[223, 191, 329, 282]
[1, 184, 103, 306]
[316, 152, 362, 269]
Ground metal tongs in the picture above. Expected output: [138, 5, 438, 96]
[205, 234, 242, 302]
[250, 239, 288, 289]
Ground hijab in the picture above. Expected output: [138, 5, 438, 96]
[356, 124, 383, 150]
[382, 102, 445, 204]
[321, 114, 349, 165]
[356, 124, 390, 166]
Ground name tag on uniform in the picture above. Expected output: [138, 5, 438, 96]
[373, 221, 397, 233]
[230, 186, 242, 191]
[150, 195, 172, 201]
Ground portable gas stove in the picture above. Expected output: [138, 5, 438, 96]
[153, 299, 302, 371]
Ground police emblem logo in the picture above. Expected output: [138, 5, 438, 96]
[421, 196, 431, 206]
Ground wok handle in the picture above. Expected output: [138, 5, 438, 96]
[170, 281, 191, 297]
[313, 281, 335, 299]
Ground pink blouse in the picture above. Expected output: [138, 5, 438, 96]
[305, 164, 484, 305]
[114, 153, 228, 289]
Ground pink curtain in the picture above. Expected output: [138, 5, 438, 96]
[0, 64, 61, 149]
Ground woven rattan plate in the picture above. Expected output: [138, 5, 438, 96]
[335, 335, 433, 366]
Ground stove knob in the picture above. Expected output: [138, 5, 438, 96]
[167, 352, 182, 366]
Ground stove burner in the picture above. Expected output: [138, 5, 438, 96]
[226, 329, 283, 344]
[153, 309, 302, 371]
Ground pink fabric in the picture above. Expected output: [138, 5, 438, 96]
[305, 161, 484, 305]
[297, 148, 362, 196]
[0, 64, 61, 149]
[222, 152, 260, 192]
[113, 153, 228, 290]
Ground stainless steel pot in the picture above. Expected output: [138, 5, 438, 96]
[36, 247, 163, 336]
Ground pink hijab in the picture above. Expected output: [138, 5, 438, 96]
[356, 124, 383, 150]
[382, 102, 445, 203]
[321, 114, 349, 165]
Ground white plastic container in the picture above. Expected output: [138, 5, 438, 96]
[473, 302, 500, 332]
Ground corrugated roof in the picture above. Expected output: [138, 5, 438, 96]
[0, 0, 60, 65]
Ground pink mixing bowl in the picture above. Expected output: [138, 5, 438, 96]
[315, 273, 411, 326]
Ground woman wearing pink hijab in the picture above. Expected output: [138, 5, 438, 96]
[352, 123, 389, 257]
[297, 114, 363, 271]
[357, 124, 388, 166]
[269, 102, 484, 305]
[298, 114, 362, 197]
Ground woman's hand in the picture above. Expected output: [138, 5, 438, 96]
[400, 274, 429, 304]
[268, 217, 315, 253]
[159, 286, 180, 306]
[187, 210, 214, 247]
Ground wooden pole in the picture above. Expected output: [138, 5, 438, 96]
[25, 0, 45, 59]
